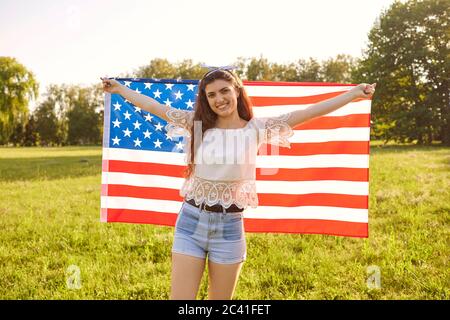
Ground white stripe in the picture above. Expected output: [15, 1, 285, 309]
[290, 128, 371, 143]
[102, 172, 368, 195]
[245, 85, 355, 97]
[101, 197, 368, 223]
[102, 148, 186, 164]
[252, 100, 371, 117]
[256, 154, 369, 169]
[103, 150, 369, 169]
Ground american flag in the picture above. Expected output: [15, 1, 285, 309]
[101, 78, 371, 238]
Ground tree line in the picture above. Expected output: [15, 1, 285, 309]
[1, 0, 448, 147]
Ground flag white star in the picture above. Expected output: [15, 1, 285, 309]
[113, 102, 122, 110]
[165, 133, 173, 141]
[112, 118, 121, 128]
[165, 83, 174, 90]
[144, 113, 153, 122]
[153, 139, 162, 148]
[122, 128, 132, 137]
[124, 81, 131, 87]
[176, 141, 184, 150]
[133, 137, 142, 147]
[143, 129, 152, 139]
[185, 99, 194, 109]
[134, 106, 142, 113]
[112, 136, 121, 145]
[164, 98, 173, 107]
[144, 83, 152, 89]
[186, 84, 196, 91]
[155, 122, 163, 131]
[153, 89, 162, 99]
[135, 88, 142, 94]
[174, 90, 183, 100]
[123, 111, 132, 120]
[133, 120, 142, 130]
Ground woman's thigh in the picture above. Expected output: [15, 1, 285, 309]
[170, 252, 206, 300]
[207, 260, 244, 300]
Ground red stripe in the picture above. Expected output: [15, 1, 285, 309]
[294, 114, 370, 130]
[106, 160, 368, 182]
[244, 218, 368, 238]
[259, 141, 369, 156]
[105, 208, 177, 226]
[103, 208, 368, 238]
[108, 160, 185, 177]
[103, 185, 368, 209]
[256, 167, 368, 182]
[258, 193, 368, 209]
[244, 81, 357, 87]
[250, 92, 370, 106]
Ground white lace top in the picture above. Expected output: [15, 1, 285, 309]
[165, 108, 294, 209]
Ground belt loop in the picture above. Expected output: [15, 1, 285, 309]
[222, 205, 227, 215]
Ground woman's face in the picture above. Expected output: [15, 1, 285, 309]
[204, 79, 239, 117]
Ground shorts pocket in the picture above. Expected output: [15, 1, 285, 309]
[175, 207, 200, 236]
[222, 214, 243, 241]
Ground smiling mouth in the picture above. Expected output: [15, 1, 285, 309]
[216, 103, 229, 110]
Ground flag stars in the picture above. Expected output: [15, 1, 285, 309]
[144, 83, 152, 89]
[113, 102, 122, 110]
[112, 118, 121, 128]
[144, 113, 153, 122]
[135, 88, 142, 94]
[133, 120, 142, 130]
[153, 89, 162, 99]
[155, 122, 163, 131]
[153, 139, 163, 148]
[165, 83, 174, 90]
[133, 138, 142, 147]
[176, 141, 184, 150]
[123, 111, 132, 120]
[124, 81, 132, 87]
[164, 98, 173, 107]
[186, 84, 196, 91]
[174, 90, 184, 100]
[112, 136, 121, 145]
[185, 99, 194, 109]
[143, 129, 152, 139]
[165, 133, 173, 141]
[122, 128, 132, 137]
[134, 106, 142, 113]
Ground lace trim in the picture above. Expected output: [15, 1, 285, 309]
[180, 176, 259, 209]
[164, 108, 194, 138]
[264, 112, 294, 148]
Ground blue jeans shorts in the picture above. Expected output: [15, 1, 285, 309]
[172, 201, 247, 264]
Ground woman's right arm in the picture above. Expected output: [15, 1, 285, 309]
[101, 77, 171, 122]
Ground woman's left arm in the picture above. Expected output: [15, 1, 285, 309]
[286, 83, 376, 128]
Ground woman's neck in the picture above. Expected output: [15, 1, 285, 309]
[215, 112, 246, 129]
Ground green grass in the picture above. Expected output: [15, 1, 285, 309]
[0, 143, 448, 299]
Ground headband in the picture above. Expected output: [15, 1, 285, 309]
[201, 64, 238, 79]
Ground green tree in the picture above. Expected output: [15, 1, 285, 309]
[0, 57, 38, 145]
[34, 98, 60, 146]
[134, 58, 205, 80]
[66, 85, 103, 145]
[321, 54, 358, 83]
[296, 57, 323, 82]
[353, 0, 449, 145]
[23, 114, 39, 146]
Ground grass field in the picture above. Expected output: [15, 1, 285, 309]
[0, 143, 448, 299]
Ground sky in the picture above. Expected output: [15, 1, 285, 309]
[0, 0, 397, 109]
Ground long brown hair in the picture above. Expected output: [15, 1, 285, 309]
[184, 69, 254, 179]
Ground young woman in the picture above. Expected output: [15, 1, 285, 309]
[101, 69, 375, 300]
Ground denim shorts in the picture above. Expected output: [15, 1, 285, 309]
[172, 201, 247, 264]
